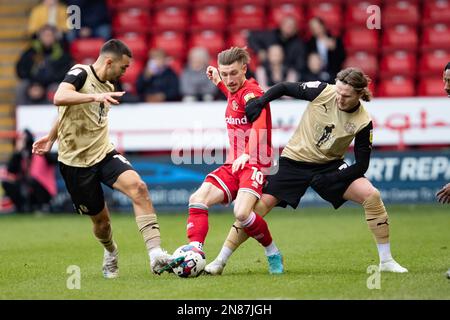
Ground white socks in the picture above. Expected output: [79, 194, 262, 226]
[217, 246, 233, 264]
[377, 242, 393, 263]
[264, 242, 279, 257]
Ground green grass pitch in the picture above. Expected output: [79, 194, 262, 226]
[0, 204, 449, 300]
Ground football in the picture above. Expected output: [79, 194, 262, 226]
[171, 244, 206, 278]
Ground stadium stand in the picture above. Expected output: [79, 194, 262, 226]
[99, 0, 448, 100]
[2, 0, 450, 161]
[0, 1, 36, 162]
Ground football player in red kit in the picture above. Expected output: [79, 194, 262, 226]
[185, 47, 283, 275]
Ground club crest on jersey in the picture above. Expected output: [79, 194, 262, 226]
[243, 92, 256, 102]
[344, 122, 356, 134]
[232, 100, 239, 111]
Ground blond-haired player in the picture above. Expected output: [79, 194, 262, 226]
[206, 68, 408, 275]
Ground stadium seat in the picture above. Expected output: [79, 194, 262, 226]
[422, 0, 450, 25]
[418, 50, 450, 76]
[343, 51, 378, 79]
[189, 30, 225, 57]
[268, 2, 305, 29]
[151, 31, 186, 59]
[190, 4, 226, 31]
[381, 24, 418, 53]
[120, 60, 144, 94]
[306, 2, 342, 36]
[193, 0, 228, 5]
[377, 76, 416, 97]
[343, 28, 379, 54]
[226, 29, 250, 48]
[106, 0, 151, 11]
[382, 1, 420, 27]
[417, 77, 447, 96]
[345, 1, 378, 28]
[229, 0, 268, 5]
[421, 23, 450, 51]
[379, 51, 417, 78]
[112, 9, 151, 34]
[117, 33, 148, 61]
[153, 6, 189, 31]
[152, 0, 190, 7]
[229, 4, 265, 30]
[70, 38, 105, 63]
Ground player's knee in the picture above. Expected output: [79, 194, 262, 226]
[189, 190, 207, 205]
[130, 180, 149, 203]
[362, 188, 381, 206]
[362, 188, 387, 218]
[233, 207, 250, 223]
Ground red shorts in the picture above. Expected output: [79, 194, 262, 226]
[205, 163, 266, 205]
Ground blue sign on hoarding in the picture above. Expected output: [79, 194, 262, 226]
[51, 150, 450, 213]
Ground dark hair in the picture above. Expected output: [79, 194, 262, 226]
[445, 62, 450, 71]
[310, 16, 332, 37]
[218, 47, 250, 66]
[336, 67, 372, 102]
[100, 39, 132, 58]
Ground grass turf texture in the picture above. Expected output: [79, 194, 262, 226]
[0, 204, 449, 300]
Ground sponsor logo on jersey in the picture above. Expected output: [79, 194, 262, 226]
[225, 115, 248, 125]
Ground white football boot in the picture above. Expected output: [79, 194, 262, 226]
[204, 258, 226, 275]
[379, 259, 408, 273]
[149, 248, 173, 275]
[102, 248, 119, 279]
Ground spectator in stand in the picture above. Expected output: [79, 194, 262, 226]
[180, 47, 217, 102]
[306, 17, 346, 82]
[255, 44, 298, 92]
[28, 0, 68, 39]
[16, 24, 73, 105]
[301, 53, 331, 83]
[1, 129, 57, 213]
[136, 49, 180, 102]
[248, 15, 306, 74]
[66, 0, 112, 43]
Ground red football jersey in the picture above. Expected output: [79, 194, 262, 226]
[217, 78, 272, 168]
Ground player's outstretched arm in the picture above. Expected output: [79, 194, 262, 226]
[32, 119, 58, 155]
[245, 82, 328, 122]
[53, 82, 125, 107]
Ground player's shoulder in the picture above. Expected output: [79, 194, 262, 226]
[240, 78, 264, 102]
[65, 64, 89, 78]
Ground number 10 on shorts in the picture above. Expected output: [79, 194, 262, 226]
[251, 167, 264, 185]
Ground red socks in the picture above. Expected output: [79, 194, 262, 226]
[187, 204, 209, 243]
[242, 212, 272, 247]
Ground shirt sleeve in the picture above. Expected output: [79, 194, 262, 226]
[259, 81, 328, 106]
[333, 121, 373, 181]
[216, 81, 229, 97]
[62, 68, 88, 91]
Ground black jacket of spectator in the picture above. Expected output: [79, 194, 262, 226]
[248, 28, 306, 73]
[67, 0, 110, 29]
[16, 39, 72, 87]
[306, 36, 346, 81]
[136, 67, 180, 102]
